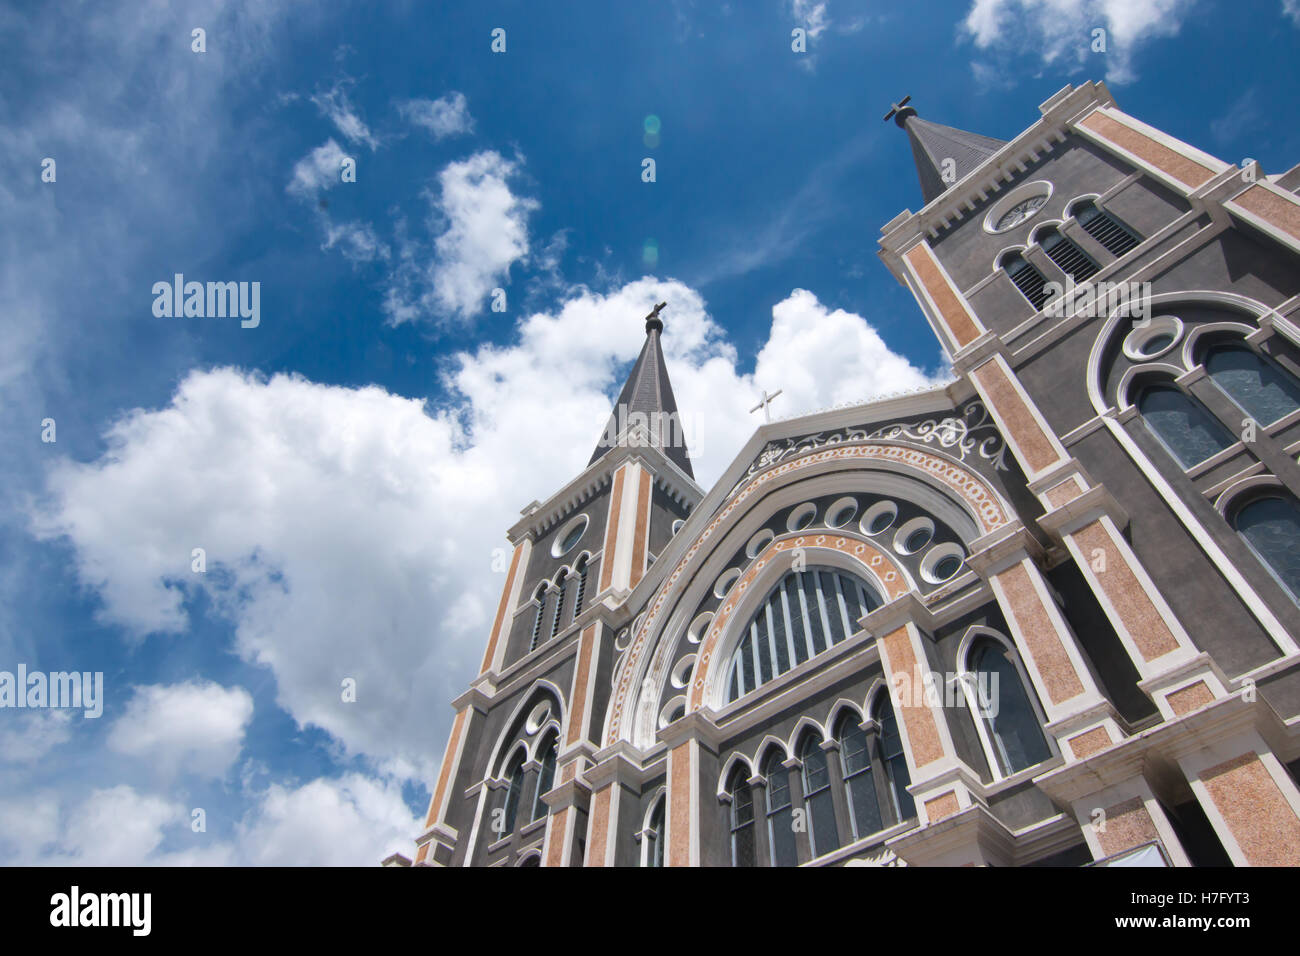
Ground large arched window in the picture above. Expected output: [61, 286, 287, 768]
[1205, 343, 1300, 426]
[1231, 494, 1300, 603]
[875, 694, 915, 823]
[799, 734, 840, 858]
[836, 711, 883, 841]
[966, 637, 1051, 777]
[502, 750, 526, 834]
[644, 796, 665, 867]
[727, 765, 756, 867]
[763, 749, 798, 867]
[1137, 383, 1236, 469]
[725, 567, 880, 703]
[531, 732, 557, 822]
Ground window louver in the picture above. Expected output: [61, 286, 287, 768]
[1076, 201, 1141, 256]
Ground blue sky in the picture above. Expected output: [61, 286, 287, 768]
[2, 0, 1298, 865]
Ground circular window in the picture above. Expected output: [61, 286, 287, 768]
[786, 503, 817, 532]
[524, 701, 552, 735]
[552, 513, 589, 557]
[984, 181, 1054, 234]
[687, 612, 713, 644]
[825, 496, 858, 529]
[921, 542, 966, 584]
[861, 501, 898, 537]
[713, 567, 742, 599]
[894, 517, 935, 555]
[670, 654, 697, 689]
[1122, 315, 1183, 362]
[745, 528, 775, 559]
[658, 697, 686, 730]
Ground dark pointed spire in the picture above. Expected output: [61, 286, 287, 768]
[885, 96, 1006, 204]
[589, 302, 694, 479]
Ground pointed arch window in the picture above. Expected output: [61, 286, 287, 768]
[502, 750, 526, 834]
[725, 566, 880, 703]
[1000, 251, 1050, 310]
[644, 796, 666, 867]
[531, 732, 557, 822]
[571, 555, 589, 622]
[550, 571, 568, 639]
[836, 712, 884, 840]
[799, 734, 840, 858]
[875, 694, 916, 823]
[1205, 343, 1300, 427]
[1231, 494, 1300, 604]
[966, 637, 1051, 777]
[727, 765, 756, 867]
[529, 584, 548, 652]
[1137, 383, 1236, 469]
[1038, 226, 1098, 282]
[762, 750, 798, 867]
[1072, 200, 1141, 256]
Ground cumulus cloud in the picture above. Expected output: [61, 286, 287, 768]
[384, 150, 539, 324]
[1285, 0, 1300, 25]
[0, 711, 74, 764]
[962, 0, 1196, 84]
[791, 0, 831, 37]
[286, 139, 351, 199]
[32, 279, 941, 788]
[323, 220, 390, 263]
[107, 682, 254, 780]
[399, 92, 474, 139]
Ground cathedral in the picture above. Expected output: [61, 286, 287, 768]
[394, 81, 1300, 867]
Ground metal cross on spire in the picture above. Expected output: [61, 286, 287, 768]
[749, 388, 783, 423]
[645, 301, 667, 332]
[883, 94, 915, 127]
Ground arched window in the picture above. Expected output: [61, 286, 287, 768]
[874, 694, 916, 823]
[571, 555, 589, 622]
[1137, 383, 1236, 469]
[966, 637, 1051, 777]
[836, 711, 883, 841]
[531, 732, 557, 822]
[502, 750, 526, 834]
[1000, 251, 1050, 310]
[1071, 200, 1141, 256]
[1038, 226, 1098, 282]
[550, 571, 568, 639]
[644, 796, 665, 867]
[1205, 343, 1300, 426]
[529, 584, 548, 652]
[1231, 494, 1300, 603]
[799, 734, 840, 858]
[763, 749, 798, 867]
[727, 765, 756, 867]
[725, 567, 880, 703]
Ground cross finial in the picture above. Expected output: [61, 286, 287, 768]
[749, 388, 783, 423]
[645, 301, 667, 333]
[883, 95, 915, 127]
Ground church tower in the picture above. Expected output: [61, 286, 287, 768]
[408, 305, 703, 867]
[401, 82, 1300, 868]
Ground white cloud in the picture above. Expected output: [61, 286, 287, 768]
[791, 0, 831, 37]
[0, 711, 73, 764]
[310, 79, 379, 150]
[1284, 0, 1300, 25]
[962, 0, 1196, 84]
[323, 220, 390, 263]
[399, 92, 474, 139]
[384, 150, 539, 324]
[107, 682, 254, 780]
[286, 139, 351, 199]
[33, 280, 941, 786]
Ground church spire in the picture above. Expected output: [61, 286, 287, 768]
[884, 96, 1006, 204]
[589, 302, 694, 479]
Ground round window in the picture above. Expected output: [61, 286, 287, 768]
[933, 554, 962, 580]
[905, 527, 933, 552]
[552, 514, 589, 557]
[894, 517, 935, 556]
[1122, 315, 1183, 363]
[825, 496, 858, 529]
[983, 181, 1054, 235]
[921, 543, 967, 585]
[861, 501, 898, 537]
[786, 503, 817, 532]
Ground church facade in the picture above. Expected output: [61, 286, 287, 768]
[400, 81, 1300, 867]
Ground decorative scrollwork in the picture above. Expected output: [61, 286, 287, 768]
[864, 400, 1009, 472]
